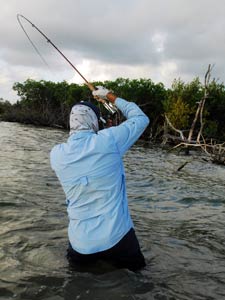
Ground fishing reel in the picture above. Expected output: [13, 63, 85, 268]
[89, 84, 119, 116]
[99, 102, 121, 128]
[102, 100, 118, 115]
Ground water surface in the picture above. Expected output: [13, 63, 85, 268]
[0, 122, 225, 300]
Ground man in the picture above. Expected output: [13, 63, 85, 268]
[50, 86, 149, 271]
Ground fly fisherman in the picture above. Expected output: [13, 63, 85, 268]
[50, 86, 149, 271]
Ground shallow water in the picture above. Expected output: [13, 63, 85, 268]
[0, 122, 225, 300]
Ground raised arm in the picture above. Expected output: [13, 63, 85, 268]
[93, 87, 150, 156]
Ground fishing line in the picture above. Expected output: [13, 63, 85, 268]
[16, 14, 118, 115]
[17, 14, 90, 85]
[17, 14, 50, 68]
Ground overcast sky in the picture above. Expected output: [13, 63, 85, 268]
[1, 0, 225, 102]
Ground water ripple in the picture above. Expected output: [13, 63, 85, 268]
[0, 122, 225, 300]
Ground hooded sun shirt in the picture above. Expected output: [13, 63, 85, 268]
[69, 104, 99, 135]
[50, 98, 150, 254]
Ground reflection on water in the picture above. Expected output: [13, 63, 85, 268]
[0, 122, 225, 300]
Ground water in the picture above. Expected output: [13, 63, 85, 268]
[0, 121, 225, 300]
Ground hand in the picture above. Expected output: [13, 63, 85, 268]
[92, 86, 110, 100]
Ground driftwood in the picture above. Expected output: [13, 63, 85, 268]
[163, 64, 225, 166]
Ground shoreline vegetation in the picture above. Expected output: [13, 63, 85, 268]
[1, 73, 225, 165]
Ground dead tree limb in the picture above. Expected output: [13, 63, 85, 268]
[188, 64, 212, 143]
[196, 64, 213, 143]
[164, 114, 185, 141]
[162, 65, 225, 165]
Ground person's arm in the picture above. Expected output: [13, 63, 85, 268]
[93, 87, 150, 156]
[109, 97, 149, 155]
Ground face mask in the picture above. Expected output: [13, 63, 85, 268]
[69, 104, 99, 135]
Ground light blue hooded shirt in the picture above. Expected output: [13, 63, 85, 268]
[50, 98, 149, 254]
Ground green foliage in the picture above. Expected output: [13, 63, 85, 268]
[165, 96, 191, 129]
[1, 77, 225, 142]
[204, 80, 225, 140]
[0, 98, 12, 117]
[203, 120, 218, 138]
[163, 78, 205, 133]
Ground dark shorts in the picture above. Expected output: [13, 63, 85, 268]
[67, 228, 146, 272]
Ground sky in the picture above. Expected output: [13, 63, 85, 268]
[1, 0, 225, 103]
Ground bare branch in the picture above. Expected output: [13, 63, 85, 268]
[165, 114, 185, 141]
[163, 65, 225, 165]
[197, 64, 212, 142]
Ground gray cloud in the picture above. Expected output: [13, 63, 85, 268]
[1, 0, 225, 101]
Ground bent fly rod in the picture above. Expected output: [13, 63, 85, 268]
[17, 14, 117, 114]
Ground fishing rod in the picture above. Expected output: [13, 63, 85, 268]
[17, 14, 118, 115]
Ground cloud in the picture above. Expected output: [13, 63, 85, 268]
[0, 0, 225, 101]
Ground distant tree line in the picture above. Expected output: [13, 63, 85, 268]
[0, 77, 225, 142]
